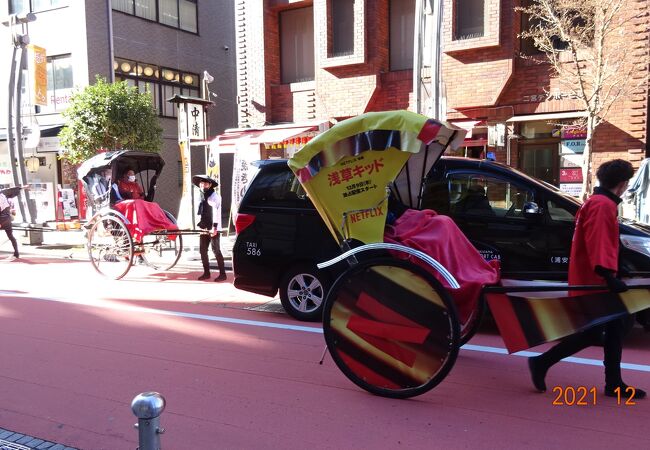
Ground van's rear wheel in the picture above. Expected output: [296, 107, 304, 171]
[280, 264, 330, 321]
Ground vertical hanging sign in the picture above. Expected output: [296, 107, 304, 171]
[176, 102, 193, 228]
[188, 103, 205, 140]
[28, 44, 47, 106]
[175, 100, 208, 228]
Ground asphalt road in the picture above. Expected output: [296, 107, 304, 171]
[0, 255, 649, 449]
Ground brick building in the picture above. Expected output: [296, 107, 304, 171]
[228, 0, 649, 196]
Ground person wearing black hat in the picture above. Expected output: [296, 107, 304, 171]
[0, 189, 20, 260]
[194, 175, 227, 281]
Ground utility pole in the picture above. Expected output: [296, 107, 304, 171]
[414, 0, 445, 120]
[413, 0, 423, 115]
[3, 12, 37, 224]
[428, 0, 444, 120]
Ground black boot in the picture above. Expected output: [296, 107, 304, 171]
[528, 356, 548, 392]
[198, 272, 210, 280]
[214, 272, 227, 282]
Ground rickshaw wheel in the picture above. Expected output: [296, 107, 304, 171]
[459, 294, 486, 346]
[87, 215, 134, 280]
[140, 233, 183, 271]
[323, 258, 460, 399]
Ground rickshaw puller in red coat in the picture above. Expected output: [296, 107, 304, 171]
[528, 159, 646, 400]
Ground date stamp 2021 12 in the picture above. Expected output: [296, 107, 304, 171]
[552, 386, 639, 406]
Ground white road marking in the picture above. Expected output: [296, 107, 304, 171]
[4, 293, 650, 372]
[462, 345, 650, 372]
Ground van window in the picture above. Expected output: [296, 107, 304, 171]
[423, 174, 534, 218]
[245, 168, 311, 208]
[546, 200, 575, 222]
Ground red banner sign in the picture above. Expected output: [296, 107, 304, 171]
[560, 168, 583, 183]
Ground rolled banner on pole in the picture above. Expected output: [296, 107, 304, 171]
[176, 141, 194, 228]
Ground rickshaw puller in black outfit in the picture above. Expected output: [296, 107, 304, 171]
[194, 175, 226, 282]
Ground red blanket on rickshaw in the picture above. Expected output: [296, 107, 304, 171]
[384, 209, 500, 324]
[113, 199, 178, 243]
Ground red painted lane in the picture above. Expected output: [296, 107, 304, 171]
[0, 257, 649, 449]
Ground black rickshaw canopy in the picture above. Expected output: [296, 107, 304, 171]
[76, 150, 165, 181]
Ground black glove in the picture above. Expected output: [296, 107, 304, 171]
[595, 266, 628, 293]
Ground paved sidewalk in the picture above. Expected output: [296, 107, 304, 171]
[0, 227, 237, 271]
[0, 428, 77, 450]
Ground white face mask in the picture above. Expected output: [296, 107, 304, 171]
[128, 175, 136, 182]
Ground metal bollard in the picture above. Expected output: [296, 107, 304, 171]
[131, 391, 166, 450]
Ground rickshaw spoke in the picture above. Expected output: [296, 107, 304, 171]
[140, 232, 182, 272]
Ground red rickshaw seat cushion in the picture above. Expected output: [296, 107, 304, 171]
[384, 208, 500, 324]
[113, 199, 178, 243]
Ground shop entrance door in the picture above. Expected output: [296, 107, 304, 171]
[519, 144, 559, 186]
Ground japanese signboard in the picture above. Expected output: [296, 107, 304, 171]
[560, 153, 582, 168]
[231, 136, 258, 222]
[188, 103, 205, 140]
[560, 168, 583, 183]
[28, 45, 47, 106]
[560, 139, 585, 154]
[178, 102, 205, 141]
[560, 183, 582, 197]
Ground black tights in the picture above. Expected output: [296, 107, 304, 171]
[1, 218, 19, 257]
[199, 232, 225, 275]
[536, 317, 632, 387]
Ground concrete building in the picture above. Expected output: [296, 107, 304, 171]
[228, 0, 649, 197]
[1, 0, 237, 220]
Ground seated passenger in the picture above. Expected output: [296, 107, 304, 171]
[91, 169, 111, 204]
[117, 169, 144, 200]
[457, 182, 495, 216]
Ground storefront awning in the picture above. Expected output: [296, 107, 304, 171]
[216, 125, 319, 148]
[506, 111, 588, 122]
[450, 120, 488, 139]
[0, 123, 64, 141]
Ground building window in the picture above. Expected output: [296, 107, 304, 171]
[41, 54, 73, 113]
[520, 2, 543, 55]
[179, 0, 197, 32]
[114, 57, 199, 118]
[519, 0, 577, 55]
[330, 0, 355, 57]
[136, 0, 156, 21]
[113, 0, 197, 33]
[455, 0, 484, 40]
[389, 0, 415, 71]
[159, 0, 179, 27]
[280, 7, 315, 84]
[9, 0, 65, 13]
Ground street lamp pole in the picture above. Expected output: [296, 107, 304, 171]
[4, 12, 37, 224]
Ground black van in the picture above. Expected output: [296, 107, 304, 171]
[233, 157, 650, 324]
